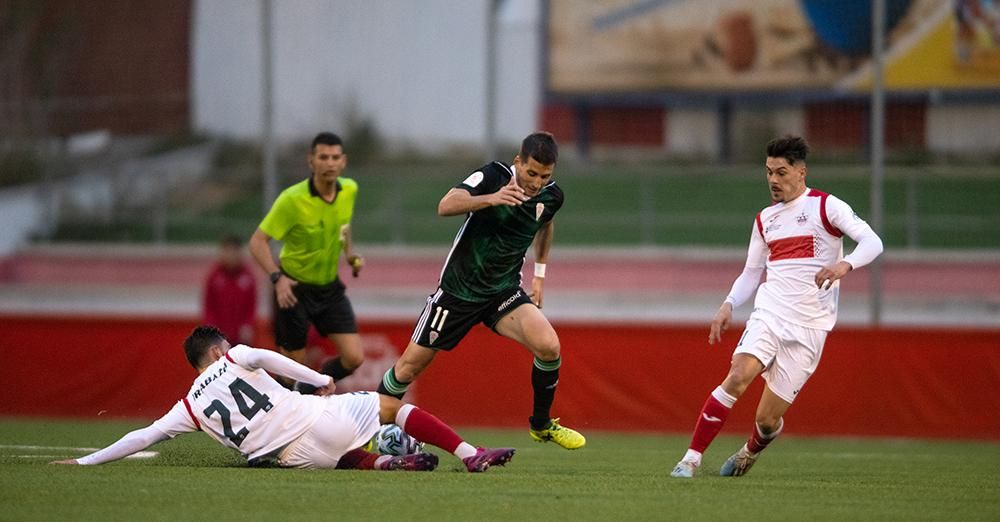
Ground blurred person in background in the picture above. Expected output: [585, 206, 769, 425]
[202, 235, 257, 345]
[376, 132, 586, 450]
[249, 132, 365, 392]
[670, 135, 883, 479]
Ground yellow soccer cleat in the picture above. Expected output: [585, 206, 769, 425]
[528, 418, 586, 449]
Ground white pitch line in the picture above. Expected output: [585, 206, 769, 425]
[0, 444, 158, 459]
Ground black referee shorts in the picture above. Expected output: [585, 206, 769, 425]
[274, 277, 358, 350]
[410, 286, 534, 351]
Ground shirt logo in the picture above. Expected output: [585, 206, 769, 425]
[428, 331, 439, 344]
[535, 203, 544, 221]
[462, 171, 484, 188]
[498, 290, 524, 312]
[796, 212, 808, 225]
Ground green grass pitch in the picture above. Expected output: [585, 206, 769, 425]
[2, 419, 998, 521]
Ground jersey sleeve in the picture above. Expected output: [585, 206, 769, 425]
[151, 400, 200, 438]
[78, 403, 193, 465]
[76, 424, 173, 465]
[226, 345, 333, 387]
[258, 190, 296, 240]
[826, 195, 884, 270]
[340, 178, 359, 221]
[454, 163, 504, 196]
[723, 220, 768, 307]
[745, 218, 768, 269]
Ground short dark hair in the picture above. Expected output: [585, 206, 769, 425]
[766, 135, 810, 165]
[311, 132, 344, 152]
[520, 132, 558, 166]
[184, 325, 227, 368]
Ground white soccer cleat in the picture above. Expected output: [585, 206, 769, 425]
[719, 445, 758, 477]
[670, 459, 698, 478]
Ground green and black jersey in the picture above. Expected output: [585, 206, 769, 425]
[438, 161, 564, 302]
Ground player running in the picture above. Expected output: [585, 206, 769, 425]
[670, 135, 883, 478]
[52, 326, 515, 472]
[377, 132, 585, 449]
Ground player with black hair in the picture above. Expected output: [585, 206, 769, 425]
[670, 135, 883, 478]
[249, 132, 365, 391]
[377, 132, 585, 450]
[53, 326, 515, 472]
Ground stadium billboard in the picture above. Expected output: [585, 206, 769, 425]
[546, 0, 1000, 95]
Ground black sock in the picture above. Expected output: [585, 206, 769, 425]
[377, 366, 408, 399]
[529, 357, 560, 431]
[320, 357, 353, 380]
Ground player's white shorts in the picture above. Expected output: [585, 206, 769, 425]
[277, 391, 381, 469]
[733, 309, 828, 404]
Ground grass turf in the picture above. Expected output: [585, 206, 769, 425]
[2, 418, 998, 521]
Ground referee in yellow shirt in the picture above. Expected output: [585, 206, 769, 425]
[249, 132, 365, 391]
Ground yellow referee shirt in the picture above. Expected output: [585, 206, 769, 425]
[259, 177, 358, 285]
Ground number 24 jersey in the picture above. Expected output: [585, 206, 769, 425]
[151, 345, 327, 461]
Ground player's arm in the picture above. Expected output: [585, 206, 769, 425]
[231, 346, 335, 393]
[813, 197, 884, 289]
[249, 228, 298, 309]
[438, 175, 527, 216]
[51, 403, 195, 465]
[709, 221, 767, 345]
[529, 220, 554, 307]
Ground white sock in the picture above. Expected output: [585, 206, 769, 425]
[682, 449, 702, 466]
[711, 386, 738, 408]
[395, 403, 416, 428]
[454, 442, 477, 460]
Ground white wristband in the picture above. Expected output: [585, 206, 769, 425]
[534, 263, 546, 278]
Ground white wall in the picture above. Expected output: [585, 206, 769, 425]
[192, 0, 541, 151]
[927, 104, 1000, 153]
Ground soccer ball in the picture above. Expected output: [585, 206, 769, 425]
[371, 424, 425, 456]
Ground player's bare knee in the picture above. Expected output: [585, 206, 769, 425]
[721, 370, 753, 397]
[755, 414, 782, 435]
[532, 333, 560, 361]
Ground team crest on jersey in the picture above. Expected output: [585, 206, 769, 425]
[535, 203, 544, 221]
[428, 331, 438, 344]
[796, 212, 809, 225]
[463, 171, 484, 188]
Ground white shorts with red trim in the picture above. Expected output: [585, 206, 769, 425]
[733, 309, 828, 404]
[277, 391, 381, 469]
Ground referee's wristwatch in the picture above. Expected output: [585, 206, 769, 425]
[269, 271, 282, 284]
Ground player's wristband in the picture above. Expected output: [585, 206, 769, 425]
[534, 263, 546, 278]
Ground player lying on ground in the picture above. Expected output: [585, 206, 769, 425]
[670, 135, 883, 478]
[51, 326, 515, 472]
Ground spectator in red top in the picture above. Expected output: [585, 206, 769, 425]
[202, 235, 258, 345]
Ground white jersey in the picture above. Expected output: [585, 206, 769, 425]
[151, 345, 328, 461]
[743, 188, 881, 331]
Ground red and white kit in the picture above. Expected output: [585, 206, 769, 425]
[77, 345, 380, 468]
[724, 188, 882, 402]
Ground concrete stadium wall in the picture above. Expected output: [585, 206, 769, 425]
[4, 314, 998, 440]
[192, 0, 541, 149]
